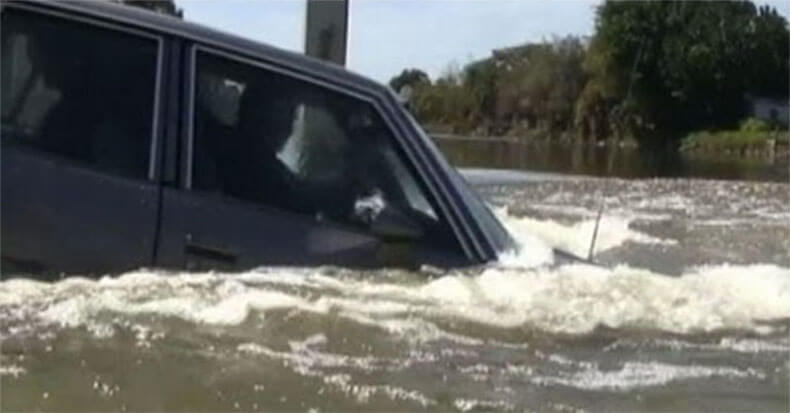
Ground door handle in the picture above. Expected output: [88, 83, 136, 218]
[184, 235, 238, 264]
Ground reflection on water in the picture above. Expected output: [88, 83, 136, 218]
[435, 137, 790, 182]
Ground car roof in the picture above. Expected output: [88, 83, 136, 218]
[14, 0, 390, 98]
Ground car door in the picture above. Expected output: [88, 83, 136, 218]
[0, 6, 165, 275]
[154, 47, 467, 271]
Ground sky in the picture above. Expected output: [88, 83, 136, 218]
[177, 0, 790, 83]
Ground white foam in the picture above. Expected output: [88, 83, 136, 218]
[604, 337, 790, 354]
[1, 262, 789, 337]
[718, 338, 790, 353]
[423, 263, 790, 333]
[529, 362, 764, 391]
[528, 203, 672, 222]
[633, 194, 696, 213]
[454, 398, 515, 412]
[495, 206, 676, 259]
[237, 340, 435, 406]
[0, 365, 26, 378]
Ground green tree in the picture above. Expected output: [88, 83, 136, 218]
[580, 0, 789, 145]
[407, 36, 589, 137]
[491, 37, 587, 137]
[748, 5, 790, 97]
[463, 59, 498, 125]
[410, 64, 481, 133]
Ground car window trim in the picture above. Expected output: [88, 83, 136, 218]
[184, 46, 412, 229]
[399, 103, 497, 258]
[182, 186, 385, 239]
[2, 3, 165, 182]
[376, 93, 485, 261]
[16, 0, 382, 98]
[184, 45, 375, 191]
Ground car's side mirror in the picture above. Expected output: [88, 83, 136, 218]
[369, 205, 423, 242]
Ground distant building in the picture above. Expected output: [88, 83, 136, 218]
[747, 96, 789, 126]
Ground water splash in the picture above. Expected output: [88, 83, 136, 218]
[2, 260, 788, 338]
[495, 205, 676, 259]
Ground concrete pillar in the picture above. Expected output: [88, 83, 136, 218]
[304, 0, 349, 66]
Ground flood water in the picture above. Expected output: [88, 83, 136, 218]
[1, 141, 789, 412]
[435, 137, 790, 182]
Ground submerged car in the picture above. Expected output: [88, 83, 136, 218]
[1, 0, 519, 277]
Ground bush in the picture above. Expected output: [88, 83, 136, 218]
[681, 127, 789, 151]
[739, 117, 774, 132]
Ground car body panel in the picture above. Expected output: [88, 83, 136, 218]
[1, 147, 160, 275]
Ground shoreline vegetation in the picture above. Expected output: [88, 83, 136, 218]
[680, 118, 789, 159]
[391, 0, 789, 159]
[428, 117, 790, 161]
[430, 131, 789, 161]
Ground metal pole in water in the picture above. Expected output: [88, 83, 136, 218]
[588, 199, 605, 262]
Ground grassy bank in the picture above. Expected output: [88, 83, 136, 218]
[426, 118, 788, 158]
[680, 118, 789, 157]
[425, 124, 640, 147]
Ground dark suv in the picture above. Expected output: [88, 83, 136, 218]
[1, 0, 516, 277]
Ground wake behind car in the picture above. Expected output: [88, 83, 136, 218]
[1, 0, 517, 277]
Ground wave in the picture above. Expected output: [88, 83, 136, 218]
[1, 261, 788, 338]
[1, 203, 787, 339]
[495, 205, 676, 261]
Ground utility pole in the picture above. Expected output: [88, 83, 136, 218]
[304, 0, 349, 66]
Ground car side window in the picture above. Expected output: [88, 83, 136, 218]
[192, 52, 442, 237]
[0, 9, 159, 180]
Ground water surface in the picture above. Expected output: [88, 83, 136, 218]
[436, 138, 790, 182]
[2, 172, 788, 412]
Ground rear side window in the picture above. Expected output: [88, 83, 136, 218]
[1, 9, 159, 180]
[192, 51, 452, 242]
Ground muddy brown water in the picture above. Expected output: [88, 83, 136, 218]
[1, 140, 788, 412]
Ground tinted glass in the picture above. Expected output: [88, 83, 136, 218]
[193, 52, 444, 238]
[0, 9, 159, 180]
